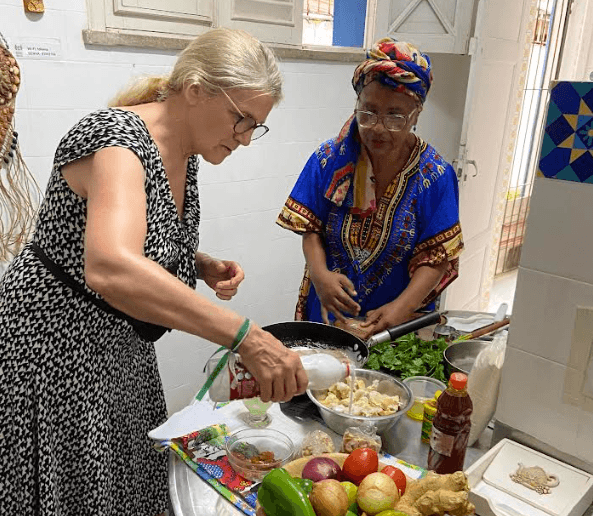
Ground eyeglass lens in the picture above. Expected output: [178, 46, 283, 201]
[356, 111, 407, 131]
[235, 118, 268, 140]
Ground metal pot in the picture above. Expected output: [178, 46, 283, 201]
[443, 339, 491, 377]
[263, 311, 444, 366]
[306, 368, 414, 435]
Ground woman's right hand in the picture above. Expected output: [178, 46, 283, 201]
[310, 270, 361, 324]
[238, 325, 309, 403]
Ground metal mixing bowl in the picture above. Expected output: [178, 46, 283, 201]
[306, 368, 413, 435]
[443, 340, 491, 376]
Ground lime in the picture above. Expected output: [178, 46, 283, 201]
[376, 511, 410, 516]
[340, 481, 358, 506]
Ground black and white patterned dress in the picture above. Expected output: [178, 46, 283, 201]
[0, 108, 200, 515]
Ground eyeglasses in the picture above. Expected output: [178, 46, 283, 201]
[354, 109, 416, 132]
[221, 89, 269, 140]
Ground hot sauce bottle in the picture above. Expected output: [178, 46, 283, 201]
[427, 372, 473, 474]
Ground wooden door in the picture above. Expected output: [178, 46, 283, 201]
[444, 0, 536, 310]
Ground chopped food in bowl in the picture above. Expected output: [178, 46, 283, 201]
[307, 368, 413, 435]
[318, 376, 401, 417]
[225, 428, 295, 482]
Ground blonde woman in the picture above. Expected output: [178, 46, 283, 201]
[0, 28, 307, 516]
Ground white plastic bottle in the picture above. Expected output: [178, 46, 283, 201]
[206, 352, 351, 402]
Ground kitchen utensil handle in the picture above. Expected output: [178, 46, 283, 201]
[367, 311, 443, 347]
[452, 318, 511, 343]
[468, 318, 510, 340]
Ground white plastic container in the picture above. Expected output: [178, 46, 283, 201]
[466, 439, 593, 516]
[207, 352, 351, 402]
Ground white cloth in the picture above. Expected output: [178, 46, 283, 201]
[149, 395, 332, 448]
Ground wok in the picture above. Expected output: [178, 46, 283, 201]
[263, 311, 444, 367]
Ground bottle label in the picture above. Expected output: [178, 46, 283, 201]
[430, 426, 455, 457]
[229, 363, 260, 400]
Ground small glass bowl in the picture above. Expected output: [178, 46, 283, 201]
[225, 428, 295, 482]
[402, 376, 446, 421]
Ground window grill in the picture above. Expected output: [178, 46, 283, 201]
[495, 0, 560, 276]
[534, 8, 551, 45]
[304, 0, 334, 17]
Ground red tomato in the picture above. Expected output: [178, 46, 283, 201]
[341, 448, 379, 485]
[381, 465, 407, 495]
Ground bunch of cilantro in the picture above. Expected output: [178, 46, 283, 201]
[364, 332, 449, 382]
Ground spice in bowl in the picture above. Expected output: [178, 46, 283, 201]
[225, 428, 294, 482]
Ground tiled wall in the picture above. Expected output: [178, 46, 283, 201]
[495, 175, 593, 464]
[1, 0, 469, 414]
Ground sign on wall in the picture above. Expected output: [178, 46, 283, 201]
[12, 38, 62, 60]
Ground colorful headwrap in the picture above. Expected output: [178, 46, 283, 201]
[352, 38, 433, 103]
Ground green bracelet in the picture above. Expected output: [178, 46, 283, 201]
[194, 318, 252, 401]
[231, 318, 251, 352]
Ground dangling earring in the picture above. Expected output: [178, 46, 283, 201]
[412, 125, 417, 132]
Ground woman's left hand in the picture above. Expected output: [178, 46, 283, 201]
[360, 302, 412, 334]
[199, 254, 245, 300]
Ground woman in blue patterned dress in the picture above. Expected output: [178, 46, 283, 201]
[277, 39, 464, 337]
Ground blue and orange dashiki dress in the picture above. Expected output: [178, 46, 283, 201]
[277, 119, 464, 323]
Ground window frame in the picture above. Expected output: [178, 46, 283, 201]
[83, 0, 475, 59]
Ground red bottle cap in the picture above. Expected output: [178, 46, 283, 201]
[450, 372, 468, 390]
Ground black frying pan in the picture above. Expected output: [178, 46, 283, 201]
[263, 311, 444, 367]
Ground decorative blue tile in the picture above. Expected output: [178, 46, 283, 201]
[540, 147, 572, 176]
[571, 151, 593, 182]
[555, 166, 580, 182]
[538, 81, 593, 184]
[550, 82, 582, 113]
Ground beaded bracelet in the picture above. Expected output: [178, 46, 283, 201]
[231, 318, 251, 352]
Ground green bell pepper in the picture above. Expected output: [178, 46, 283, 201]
[293, 478, 313, 495]
[258, 468, 315, 516]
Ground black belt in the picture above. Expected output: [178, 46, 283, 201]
[30, 242, 171, 342]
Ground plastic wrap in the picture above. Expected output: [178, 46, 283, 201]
[467, 332, 507, 446]
[341, 422, 382, 453]
[301, 430, 335, 456]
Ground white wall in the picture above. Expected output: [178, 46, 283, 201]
[1, 0, 468, 414]
[492, 0, 593, 465]
[557, 0, 593, 81]
[495, 176, 593, 464]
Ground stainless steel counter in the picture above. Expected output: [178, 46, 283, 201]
[169, 310, 505, 515]
[168, 411, 494, 516]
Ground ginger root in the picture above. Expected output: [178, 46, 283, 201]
[394, 471, 475, 516]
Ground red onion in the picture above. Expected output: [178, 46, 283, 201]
[301, 457, 342, 482]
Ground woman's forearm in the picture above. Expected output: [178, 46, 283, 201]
[86, 252, 244, 347]
[302, 232, 329, 280]
[195, 250, 213, 280]
[394, 261, 448, 314]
